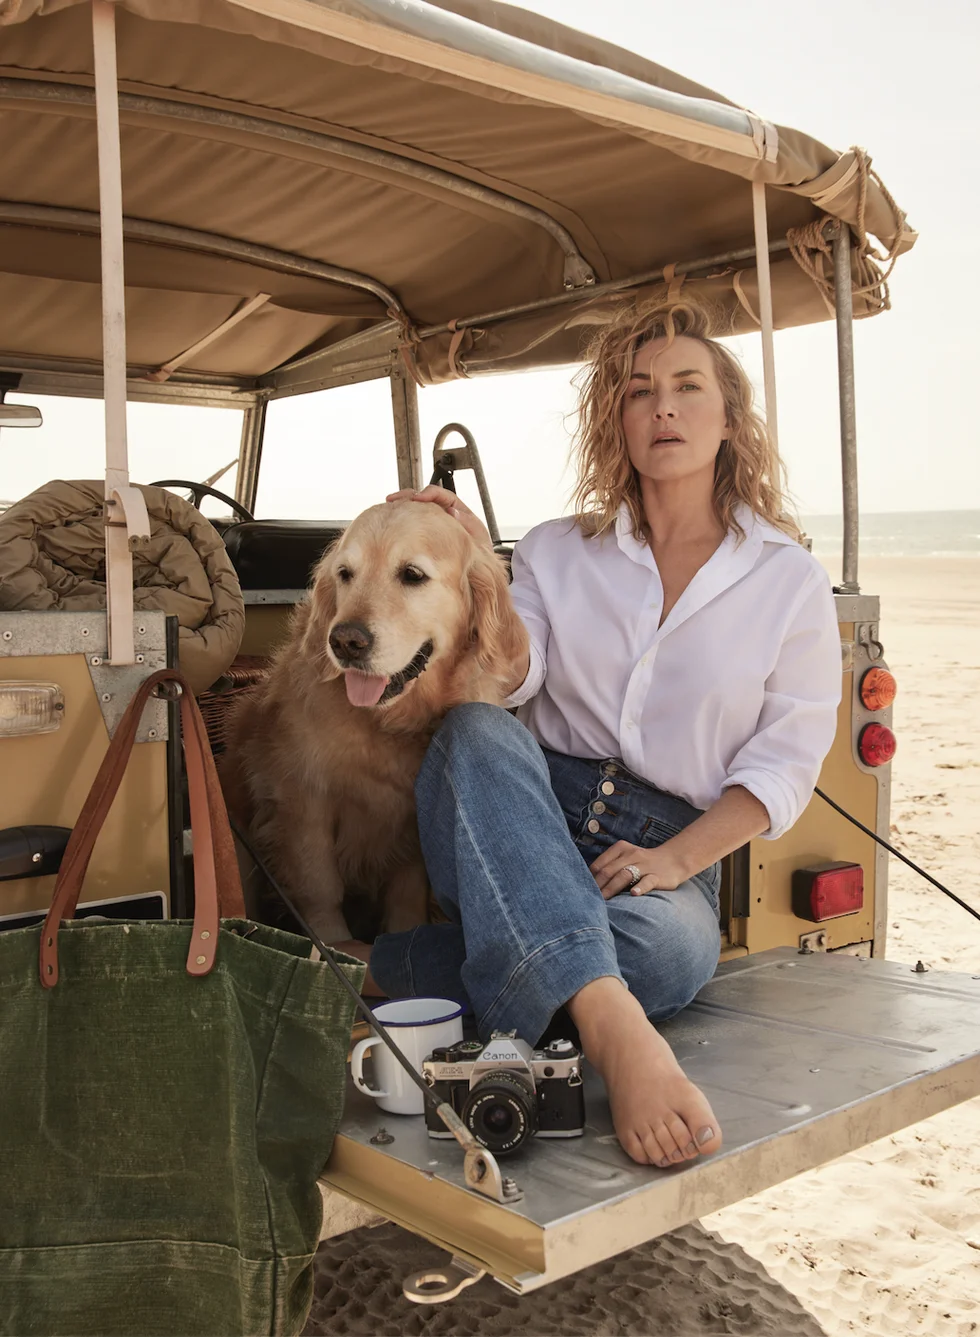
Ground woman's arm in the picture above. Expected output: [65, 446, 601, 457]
[591, 785, 769, 898]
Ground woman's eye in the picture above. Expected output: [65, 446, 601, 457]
[629, 387, 650, 399]
[400, 565, 429, 586]
[679, 382, 701, 392]
[337, 567, 353, 583]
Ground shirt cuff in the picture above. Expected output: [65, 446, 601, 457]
[503, 642, 546, 709]
[721, 768, 801, 841]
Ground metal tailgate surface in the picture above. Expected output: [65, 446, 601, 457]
[321, 948, 980, 1293]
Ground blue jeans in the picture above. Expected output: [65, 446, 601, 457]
[370, 704, 722, 1044]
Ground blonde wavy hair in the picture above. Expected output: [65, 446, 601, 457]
[571, 297, 798, 541]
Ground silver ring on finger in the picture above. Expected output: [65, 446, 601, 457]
[623, 863, 642, 887]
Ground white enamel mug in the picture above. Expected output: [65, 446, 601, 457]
[350, 997, 465, 1116]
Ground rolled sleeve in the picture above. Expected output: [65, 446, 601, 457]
[503, 539, 549, 708]
[721, 571, 841, 840]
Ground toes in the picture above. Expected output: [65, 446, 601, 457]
[666, 1115, 698, 1160]
[651, 1120, 685, 1165]
[696, 1122, 722, 1154]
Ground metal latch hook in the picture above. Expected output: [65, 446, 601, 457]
[403, 1254, 487, 1305]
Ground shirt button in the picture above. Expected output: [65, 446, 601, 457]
[600, 780, 615, 796]
[626, 720, 636, 730]
[592, 801, 606, 815]
[587, 818, 601, 835]
[641, 655, 649, 667]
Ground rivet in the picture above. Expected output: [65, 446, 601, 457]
[147, 729, 157, 739]
[1, 631, 11, 641]
[600, 780, 615, 796]
[200, 930, 210, 940]
[195, 954, 206, 965]
[809, 1067, 820, 1073]
[135, 654, 144, 664]
[137, 626, 146, 635]
[81, 628, 90, 636]
[101, 693, 111, 703]
[32, 852, 42, 864]
[90, 655, 102, 666]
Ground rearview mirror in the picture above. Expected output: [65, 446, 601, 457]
[0, 404, 42, 428]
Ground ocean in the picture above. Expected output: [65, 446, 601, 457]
[800, 511, 980, 561]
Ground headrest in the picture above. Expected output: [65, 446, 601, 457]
[221, 520, 345, 591]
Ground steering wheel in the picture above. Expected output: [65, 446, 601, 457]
[150, 480, 254, 523]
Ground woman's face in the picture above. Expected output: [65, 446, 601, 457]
[621, 334, 729, 488]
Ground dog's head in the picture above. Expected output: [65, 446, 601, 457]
[302, 500, 526, 719]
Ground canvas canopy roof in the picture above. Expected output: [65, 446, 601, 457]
[0, 0, 915, 392]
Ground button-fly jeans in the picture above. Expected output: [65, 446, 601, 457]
[370, 704, 722, 1045]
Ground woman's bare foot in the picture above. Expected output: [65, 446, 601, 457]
[567, 976, 722, 1167]
[329, 939, 386, 996]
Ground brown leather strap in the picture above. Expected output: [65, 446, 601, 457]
[39, 668, 245, 988]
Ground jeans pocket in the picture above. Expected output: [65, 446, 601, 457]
[639, 814, 683, 849]
[693, 862, 722, 910]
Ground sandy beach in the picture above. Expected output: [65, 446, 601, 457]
[307, 555, 980, 1336]
[704, 556, 980, 1336]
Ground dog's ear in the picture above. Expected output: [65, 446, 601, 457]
[467, 547, 529, 684]
[300, 552, 339, 665]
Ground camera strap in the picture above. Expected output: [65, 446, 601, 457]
[230, 819, 522, 1204]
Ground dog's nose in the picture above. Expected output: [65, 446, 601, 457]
[329, 621, 374, 662]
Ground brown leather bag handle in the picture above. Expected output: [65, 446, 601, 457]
[39, 668, 246, 988]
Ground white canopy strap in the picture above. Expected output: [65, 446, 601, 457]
[751, 179, 778, 451]
[143, 293, 272, 382]
[93, 0, 149, 668]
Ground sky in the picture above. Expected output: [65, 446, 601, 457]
[4, 0, 978, 530]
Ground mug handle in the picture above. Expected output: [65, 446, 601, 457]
[350, 1035, 389, 1100]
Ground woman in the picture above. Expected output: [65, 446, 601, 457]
[338, 299, 841, 1170]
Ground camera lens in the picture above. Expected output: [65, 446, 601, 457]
[461, 1071, 537, 1156]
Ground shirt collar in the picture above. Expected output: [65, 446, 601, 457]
[613, 499, 798, 639]
[614, 500, 798, 557]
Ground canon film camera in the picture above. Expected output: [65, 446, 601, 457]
[422, 1031, 585, 1156]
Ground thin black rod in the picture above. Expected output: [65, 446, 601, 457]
[815, 788, 980, 925]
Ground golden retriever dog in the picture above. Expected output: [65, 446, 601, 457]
[221, 500, 528, 944]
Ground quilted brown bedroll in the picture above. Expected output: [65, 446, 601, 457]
[0, 480, 244, 693]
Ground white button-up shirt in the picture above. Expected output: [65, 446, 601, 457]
[505, 503, 841, 840]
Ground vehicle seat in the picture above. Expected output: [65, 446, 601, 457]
[221, 520, 345, 590]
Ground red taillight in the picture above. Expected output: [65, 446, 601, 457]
[859, 722, 897, 767]
[860, 666, 897, 711]
[792, 862, 864, 922]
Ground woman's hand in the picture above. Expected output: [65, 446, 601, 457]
[386, 485, 493, 550]
[590, 840, 689, 899]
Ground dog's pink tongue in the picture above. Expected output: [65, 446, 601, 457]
[344, 671, 389, 707]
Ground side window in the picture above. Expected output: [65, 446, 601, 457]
[1, 395, 243, 520]
[416, 367, 578, 540]
[255, 381, 398, 520]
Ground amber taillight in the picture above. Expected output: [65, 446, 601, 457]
[860, 666, 897, 712]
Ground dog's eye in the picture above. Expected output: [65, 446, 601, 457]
[337, 566, 353, 584]
[400, 565, 429, 586]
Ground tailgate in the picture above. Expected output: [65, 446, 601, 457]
[320, 948, 980, 1294]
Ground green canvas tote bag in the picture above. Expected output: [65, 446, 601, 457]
[0, 669, 364, 1337]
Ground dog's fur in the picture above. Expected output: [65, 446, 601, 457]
[220, 501, 528, 943]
